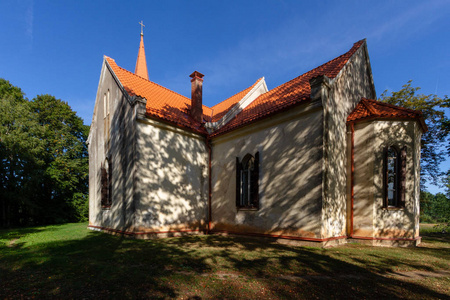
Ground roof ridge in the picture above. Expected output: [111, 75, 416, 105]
[361, 98, 378, 115]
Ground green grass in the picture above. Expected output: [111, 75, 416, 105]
[1, 223, 449, 299]
[420, 223, 449, 235]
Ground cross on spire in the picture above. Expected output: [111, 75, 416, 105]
[139, 21, 145, 36]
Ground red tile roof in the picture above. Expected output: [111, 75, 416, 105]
[347, 98, 427, 132]
[106, 56, 211, 133]
[106, 55, 262, 134]
[106, 40, 411, 137]
[210, 40, 366, 137]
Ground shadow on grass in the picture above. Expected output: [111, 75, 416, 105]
[1, 229, 449, 299]
[421, 233, 450, 244]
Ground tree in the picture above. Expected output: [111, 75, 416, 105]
[420, 191, 450, 223]
[30, 94, 89, 223]
[0, 79, 89, 227]
[0, 79, 44, 227]
[379, 80, 450, 188]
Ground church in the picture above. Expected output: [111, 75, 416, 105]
[88, 28, 426, 247]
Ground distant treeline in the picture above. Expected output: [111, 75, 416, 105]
[0, 79, 89, 227]
[421, 192, 450, 223]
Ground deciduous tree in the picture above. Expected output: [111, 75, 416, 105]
[30, 94, 89, 224]
[379, 80, 449, 188]
[0, 79, 89, 227]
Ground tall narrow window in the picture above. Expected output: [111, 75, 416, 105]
[384, 146, 406, 208]
[236, 152, 259, 209]
[103, 90, 111, 148]
[386, 147, 398, 207]
[106, 90, 110, 143]
[103, 93, 107, 139]
[101, 160, 112, 208]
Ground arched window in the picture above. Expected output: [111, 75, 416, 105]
[384, 146, 406, 208]
[236, 152, 259, 209]
[101, 159, 112, 208]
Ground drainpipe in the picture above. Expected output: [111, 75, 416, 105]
[350, 122, 355, 237]
[206, 136, 212, 233]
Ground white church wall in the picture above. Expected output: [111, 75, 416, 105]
[322, 43, 376, 238]
[352, 120, 422, 246]
[133, 118, 209, 234]
[413, 122, 422, 238]
[211, 102, 324, 239]
[352, 122, 376, 237]
[88, 61, 137, 232]
[372, 120, 421, 242]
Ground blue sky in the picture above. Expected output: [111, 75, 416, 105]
[1, 0, 449, 193]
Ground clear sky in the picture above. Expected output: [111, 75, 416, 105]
[1, 0, 449, 193]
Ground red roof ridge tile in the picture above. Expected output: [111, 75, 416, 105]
[361, 98, 378, 115]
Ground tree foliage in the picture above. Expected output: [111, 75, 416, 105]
[0, 79, 89, 227]
[420, 191, 450, 223]
[379, 80, 450, 188]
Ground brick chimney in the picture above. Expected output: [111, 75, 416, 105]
[189, 71, 204, 122]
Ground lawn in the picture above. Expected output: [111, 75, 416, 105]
[1, 223, 449, 299]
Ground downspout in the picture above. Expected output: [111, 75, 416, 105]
[206, 136, 212, 233]
[350, 122, 355, 237]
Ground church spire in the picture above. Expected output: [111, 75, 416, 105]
[135, 21, 149, 80]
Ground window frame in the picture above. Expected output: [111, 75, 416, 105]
[236, 152, 259, 210]
[103, 90, 111, 151]
[383, 145, 406, 209]
[101, 159, 112, 209]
